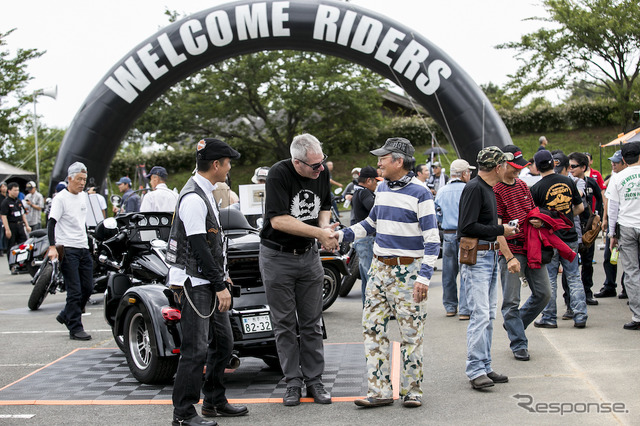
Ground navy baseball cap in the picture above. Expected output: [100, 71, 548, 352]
[145, 166, 168, 179]
[534, 150, 554, 168]
[116, 176, 132, 185]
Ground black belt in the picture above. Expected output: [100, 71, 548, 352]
[443, 229, 457, 234]
[261, 240, 314, 255]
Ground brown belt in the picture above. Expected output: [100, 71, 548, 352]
[374, 255, 421, 266]
[443, 230, 457, 234]
[477, 242, 500, 251]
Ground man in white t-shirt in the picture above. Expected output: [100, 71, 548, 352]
[47, 162, 93, 341]
[24, 181, 44, 229]
[607, 142, 640, 330]
[140, 166, 178, 213]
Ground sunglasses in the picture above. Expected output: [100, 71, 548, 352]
[297, 154, 328, 171]
[569, 164, 581, 169]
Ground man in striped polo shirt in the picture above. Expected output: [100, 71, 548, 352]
[494, 145, 551, 362]
[339, 137, 440, 409]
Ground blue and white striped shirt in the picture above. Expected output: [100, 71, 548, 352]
[341, 176, 440, 285]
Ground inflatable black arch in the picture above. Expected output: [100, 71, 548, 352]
[50, 0, 511, 193]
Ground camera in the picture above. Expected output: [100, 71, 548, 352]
[508, 219, 519, 228]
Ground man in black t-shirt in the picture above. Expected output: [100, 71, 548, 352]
[1, 182, 31, 258]
[458, 147, 517, 390]
[530, 150, 588, 329]
[259, 133, 338, 407]
[349, 166, 378, 305]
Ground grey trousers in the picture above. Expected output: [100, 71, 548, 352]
[259, 244, 325, 388]
[619, 225, 640, 322]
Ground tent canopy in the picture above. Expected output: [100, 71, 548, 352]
[601, 127, 640, 147]
[0, 160, 36, 184]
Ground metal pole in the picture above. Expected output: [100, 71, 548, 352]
[33, 92, 40, 188]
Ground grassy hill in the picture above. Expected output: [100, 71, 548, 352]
[136, 126, 624, 196]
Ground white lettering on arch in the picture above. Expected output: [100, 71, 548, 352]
[103, 57, 151, 104]
[180, 19, 208, 55]
[235, 3, 269, 40]
[205, 11, 234, 46]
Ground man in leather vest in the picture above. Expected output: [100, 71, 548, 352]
[166, 138, 247, 426]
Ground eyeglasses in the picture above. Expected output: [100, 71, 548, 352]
[297, 154, 328, 171]
[569, 164, 581, 169]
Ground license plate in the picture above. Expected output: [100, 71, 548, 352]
[16, 252, 28, 263]
[242, 314, 272, 334]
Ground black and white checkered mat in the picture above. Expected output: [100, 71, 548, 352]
[0, 343, 367, 402]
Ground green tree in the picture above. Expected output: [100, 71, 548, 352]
[480, 82, 519, 109]
[498, 0, 640, 128]
[131, 50, 388, 163]
[0, 28, 45, 146]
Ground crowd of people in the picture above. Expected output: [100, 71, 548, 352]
[3, 132, 639, 425]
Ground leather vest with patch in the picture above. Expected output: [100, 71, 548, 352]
[166, 178, 223, 280]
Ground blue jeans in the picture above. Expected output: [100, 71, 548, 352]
[59, 248, 93, 334]
[541, 241, 587, 325]
[442, 233, 469, 315]
[353, 235, 374, 305]
[461, 247, 499, 380]
[499, 253, 551, 352]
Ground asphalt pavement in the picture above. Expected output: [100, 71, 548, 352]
[0, 239, 638, 425]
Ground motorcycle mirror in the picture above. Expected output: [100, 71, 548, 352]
[334, 187, 343, 195]
[103, 217, 118, 230]
[110, 194, 122, 207]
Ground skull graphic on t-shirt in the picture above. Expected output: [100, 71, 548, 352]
[290, 190, 320, 222]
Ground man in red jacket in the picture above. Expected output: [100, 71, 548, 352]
[530, 150, 587, 329]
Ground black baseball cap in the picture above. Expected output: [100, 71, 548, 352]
[359, 166, 378, 179]
[196, 138, 241, 161]
[622, 141, 640, 162]
[553, 153, 569, 173]
[502, 145, 530, 169]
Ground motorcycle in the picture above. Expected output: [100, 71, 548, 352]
[26, 225, 113, 311]
[104, 208, 345, 384]
[8, 229, 49, 276]
[27, 258, 65, 311]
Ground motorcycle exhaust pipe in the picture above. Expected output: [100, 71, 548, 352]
[227, 354, 241, 370]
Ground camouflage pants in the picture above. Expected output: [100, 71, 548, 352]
[363, 258, 427, 399]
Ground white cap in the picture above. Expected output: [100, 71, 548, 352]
[67, 161, 87, 177]
[450, 159, 476, 174]
[351, 167, 361, 174]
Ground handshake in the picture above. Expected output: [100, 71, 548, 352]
[319, 223, 341, 251]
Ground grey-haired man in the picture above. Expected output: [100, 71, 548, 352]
[48, 162, 93, 341]
[259, 133, 338, 407]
